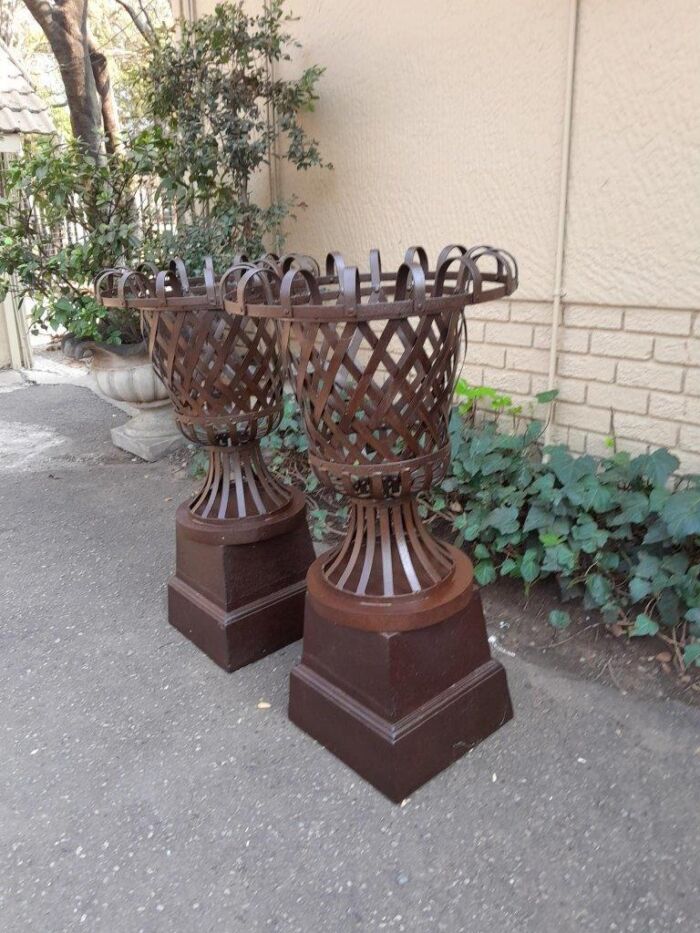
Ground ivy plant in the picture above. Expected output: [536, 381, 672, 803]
[192, 383, 700, 668]
[430, 380, 700, 668]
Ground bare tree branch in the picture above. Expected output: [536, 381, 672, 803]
[112, 0, 155, 45]
[88, 32, 120, 153]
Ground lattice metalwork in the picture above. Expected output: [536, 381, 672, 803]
[96, 256, 306, 525]
[222, 244, 518, 601]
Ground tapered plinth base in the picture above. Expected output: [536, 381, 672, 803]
[289, 576, 513, 801]
[169, 493, 315, 672]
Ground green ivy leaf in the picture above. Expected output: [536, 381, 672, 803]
[683, 642, 700, 668]
[523, 505, 553, 532]
[657, 588, 681, 627]
[520, 548, 541, 584]
[474, 561, 497, 586]
[630, 613, 659, 637]
[609, 491, 650, 526]
[542, 544, 576, 574]
[486, 506, 520, 535]
[597, 551, 620, 571]
[548, 609, 571, 629]
[628, 576, 652, 603]
[539, 532, 563, 548]
[635, 551, 661, 580]
[500, 557, 518, 576]
[662, 490, 700, 538]
[586, 573, 613, 607]
[632, 448, 679, 486]
[546, 446, 577, 487]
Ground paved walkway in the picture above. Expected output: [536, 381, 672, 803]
[1, 382, 698, 932]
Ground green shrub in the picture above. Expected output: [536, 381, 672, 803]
[139, 0, 329, 264]
[209, 385, 700, 667]
[0, 1, 328, 342]
[0, 136, 159, 343]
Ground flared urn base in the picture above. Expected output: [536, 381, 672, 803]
[289, 552, 513, 801]
[169, 493, 315, 671]
[189, 443, 295, 535]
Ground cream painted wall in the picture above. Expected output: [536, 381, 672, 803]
[236, 0, 570, 301]
[565, 0, 700, 308]
[182, 0, 700, 463]
[191, 0, 700, 310]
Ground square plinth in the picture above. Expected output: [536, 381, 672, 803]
[288, 590, 513, 801]
[170, 515, 315, 672]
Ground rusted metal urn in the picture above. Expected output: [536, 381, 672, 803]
[223, 243, 518, 800]
[96, 258, 315, 671]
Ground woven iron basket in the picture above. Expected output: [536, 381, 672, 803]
[222, 244, 518, 611]
[96, 256, 315, 530]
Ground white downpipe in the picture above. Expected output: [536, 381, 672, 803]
[545, 0, 579, 445]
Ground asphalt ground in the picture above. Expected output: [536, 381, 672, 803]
[1, 383, 698, 932]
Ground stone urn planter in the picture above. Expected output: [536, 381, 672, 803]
[87, 340, 184, 461]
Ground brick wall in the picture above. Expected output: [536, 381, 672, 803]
[464, 300, 700, 473]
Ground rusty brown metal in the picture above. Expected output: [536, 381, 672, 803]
[96, 257, 297, 537]
[222, 243, 518, 630]
[223, 243, 517, 799]
[96, 256, 315, 671]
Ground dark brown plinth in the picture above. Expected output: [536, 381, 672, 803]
[288, 587, 513, 802]
[170, 497, 315, 672]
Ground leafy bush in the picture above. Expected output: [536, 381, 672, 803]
[0, 1, 328, 341]
[0, 135, 161, 343]
[189, 383, 700, 667]
[138, 0, 329, 265]
[429, 380, 700, 667]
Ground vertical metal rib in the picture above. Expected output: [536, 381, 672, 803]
[189, 445, 292, 522]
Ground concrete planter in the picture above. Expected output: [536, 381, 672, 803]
[87, 340, 184, 461]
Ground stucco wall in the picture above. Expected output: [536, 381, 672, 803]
[188, 0, 700, 468]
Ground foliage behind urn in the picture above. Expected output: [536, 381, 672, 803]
[0, 1, 328, 341]
[0, 135, 159, 343]
[137, 0, 329, 265]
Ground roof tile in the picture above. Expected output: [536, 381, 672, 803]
[0, 39, 54, 136]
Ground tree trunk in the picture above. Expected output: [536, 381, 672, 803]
[88, 36, 120, 153]
[23, 0, 105, 161]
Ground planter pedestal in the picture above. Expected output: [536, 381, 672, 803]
[88, 340, 183, 461]
[289, 548, 512, 801]
[169, 492, 314, 671]
[110, 399, 184, 462]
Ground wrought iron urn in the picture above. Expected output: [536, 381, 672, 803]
[223, 244, 519, 801]
[96, 258, 315, 671]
